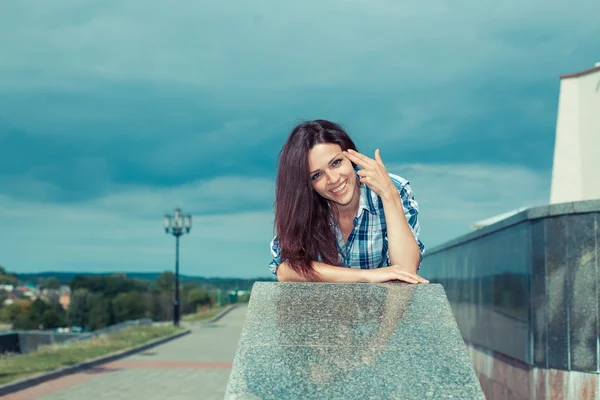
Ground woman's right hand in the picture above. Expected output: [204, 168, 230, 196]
[364, 265, 429, 284]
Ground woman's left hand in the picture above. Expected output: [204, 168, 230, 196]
[343, 149, 395, 199]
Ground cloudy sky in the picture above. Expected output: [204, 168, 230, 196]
[0, 0, 598, 278]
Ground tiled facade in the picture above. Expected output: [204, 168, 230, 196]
[421, 200, 600, 399]
[468, 342, 599, 399]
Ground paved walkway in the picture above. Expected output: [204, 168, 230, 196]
[6, 305, 248, 400]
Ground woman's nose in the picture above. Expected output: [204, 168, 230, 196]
[326, 171, 339, 184]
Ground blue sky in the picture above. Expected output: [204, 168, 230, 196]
[0, 1, 598, 278]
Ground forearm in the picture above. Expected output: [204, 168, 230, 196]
[276, 261, 370, 283]
[381, 191, 421, 273]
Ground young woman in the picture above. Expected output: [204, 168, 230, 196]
[269, 119, 428, 284]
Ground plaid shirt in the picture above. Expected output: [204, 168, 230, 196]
[269, 172, 425, 275]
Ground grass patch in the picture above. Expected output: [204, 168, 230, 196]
[0, 324, 184, 386]
[182, 305, 230, 322]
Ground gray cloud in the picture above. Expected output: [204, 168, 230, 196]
[0, 0, 597, 275]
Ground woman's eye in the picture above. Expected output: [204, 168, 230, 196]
[311, 173, 321, 180]
[332, 159, 342, 167]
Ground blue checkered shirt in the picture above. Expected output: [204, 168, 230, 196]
[269, 172, 425, 275]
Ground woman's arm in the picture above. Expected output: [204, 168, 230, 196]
[380, 186, 422, 273]
[342, 149, 423, 274]
[276, 261, 427, 284]
[276, 261, 369, 282]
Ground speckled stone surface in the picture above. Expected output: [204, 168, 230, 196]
[425, 199, 600, 256]
[224, 282, 485, 399]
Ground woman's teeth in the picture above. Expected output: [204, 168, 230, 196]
[331, 181, 347, 193]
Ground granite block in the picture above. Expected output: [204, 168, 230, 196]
[530, 219, 548, 367]
[549, 368, 568, 399]
[567, 214, 598, 371]
[493, 354, 511, 387]
[534, 368, 547, 400]
[526, 205, 552, 220]
[491, 379, 508, 400]
[225, 282, 485, 400]
[424, 201, 600, 258]
[545, 217, 570, 370]
[477, 373, 492, 398]
[465, 224, 529, 364]
[567, 370, 599, 400]
[571, 200, 600, 214]
[510, 363, 531, 399]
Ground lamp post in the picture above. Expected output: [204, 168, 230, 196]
[163, 208, 192, 326]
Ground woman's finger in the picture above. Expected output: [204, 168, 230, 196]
[397, 273, 419, 284]
[343, 151, 367, 168]
[398, 269, 429, 284]
[346, 149, 375, 166]
[374, 149, 387, 169]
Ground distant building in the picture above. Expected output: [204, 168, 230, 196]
[0, 284, 14, 292]
[58, 292, 71, 310]
[550, 62, 600, 204]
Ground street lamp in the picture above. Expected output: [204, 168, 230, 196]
[163, 208, 192, 326]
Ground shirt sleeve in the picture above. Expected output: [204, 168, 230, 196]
[268, 235, 282, 275]
[385, 177, 425, 268]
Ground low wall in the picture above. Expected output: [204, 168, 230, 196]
[0, 331, 82, 354]
[421, 199, 600, 399]
[467, 342, 598, 399]
[0, 318, 154, 354]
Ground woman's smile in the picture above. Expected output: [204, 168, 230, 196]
[329, 180, 348, 196]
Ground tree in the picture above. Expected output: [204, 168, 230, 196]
[186, 288, 212, 313]
[68, 288, 93, 329]
[70, 274, 148, 297]
[112, 292, 149, 323]
[1, 299, 31, 325]
[149, 288, 172, 322]
[88, 295, 113, 330]
[155, 271, 175, 292]
[0, 265, 18, 285]
[39, 277, 61, 290]
[10, 299, 51, 330]
[39, 309, 64, 329]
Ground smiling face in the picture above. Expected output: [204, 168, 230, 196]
[308, 143, 360, 212]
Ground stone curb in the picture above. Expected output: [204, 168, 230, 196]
[0, 328, 191, 397]
[202, 303, 240, 323]
[183, 303, 241, 325]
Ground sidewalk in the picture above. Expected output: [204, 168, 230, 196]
[5, 305, 248, 400]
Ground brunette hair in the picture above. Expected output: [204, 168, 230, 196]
[274, 119, 358, 280]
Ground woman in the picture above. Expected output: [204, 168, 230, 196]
[269, 119, 428, 284]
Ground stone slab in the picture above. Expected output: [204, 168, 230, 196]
[225, 282, 485, 399]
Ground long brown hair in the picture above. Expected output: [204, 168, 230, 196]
[274, 120, 358, 280]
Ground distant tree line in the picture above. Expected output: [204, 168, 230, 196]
[0, 266, 18, 285]
[0, 271, 216, 331]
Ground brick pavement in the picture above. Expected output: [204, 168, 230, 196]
[4, 305, 248, 400]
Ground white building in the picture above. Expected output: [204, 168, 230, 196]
[550, 62, 600, 204]
[472, 62, 599, 229]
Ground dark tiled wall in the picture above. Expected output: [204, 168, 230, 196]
[565, 214, 598, 372]
[421, 212, 599, 373]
